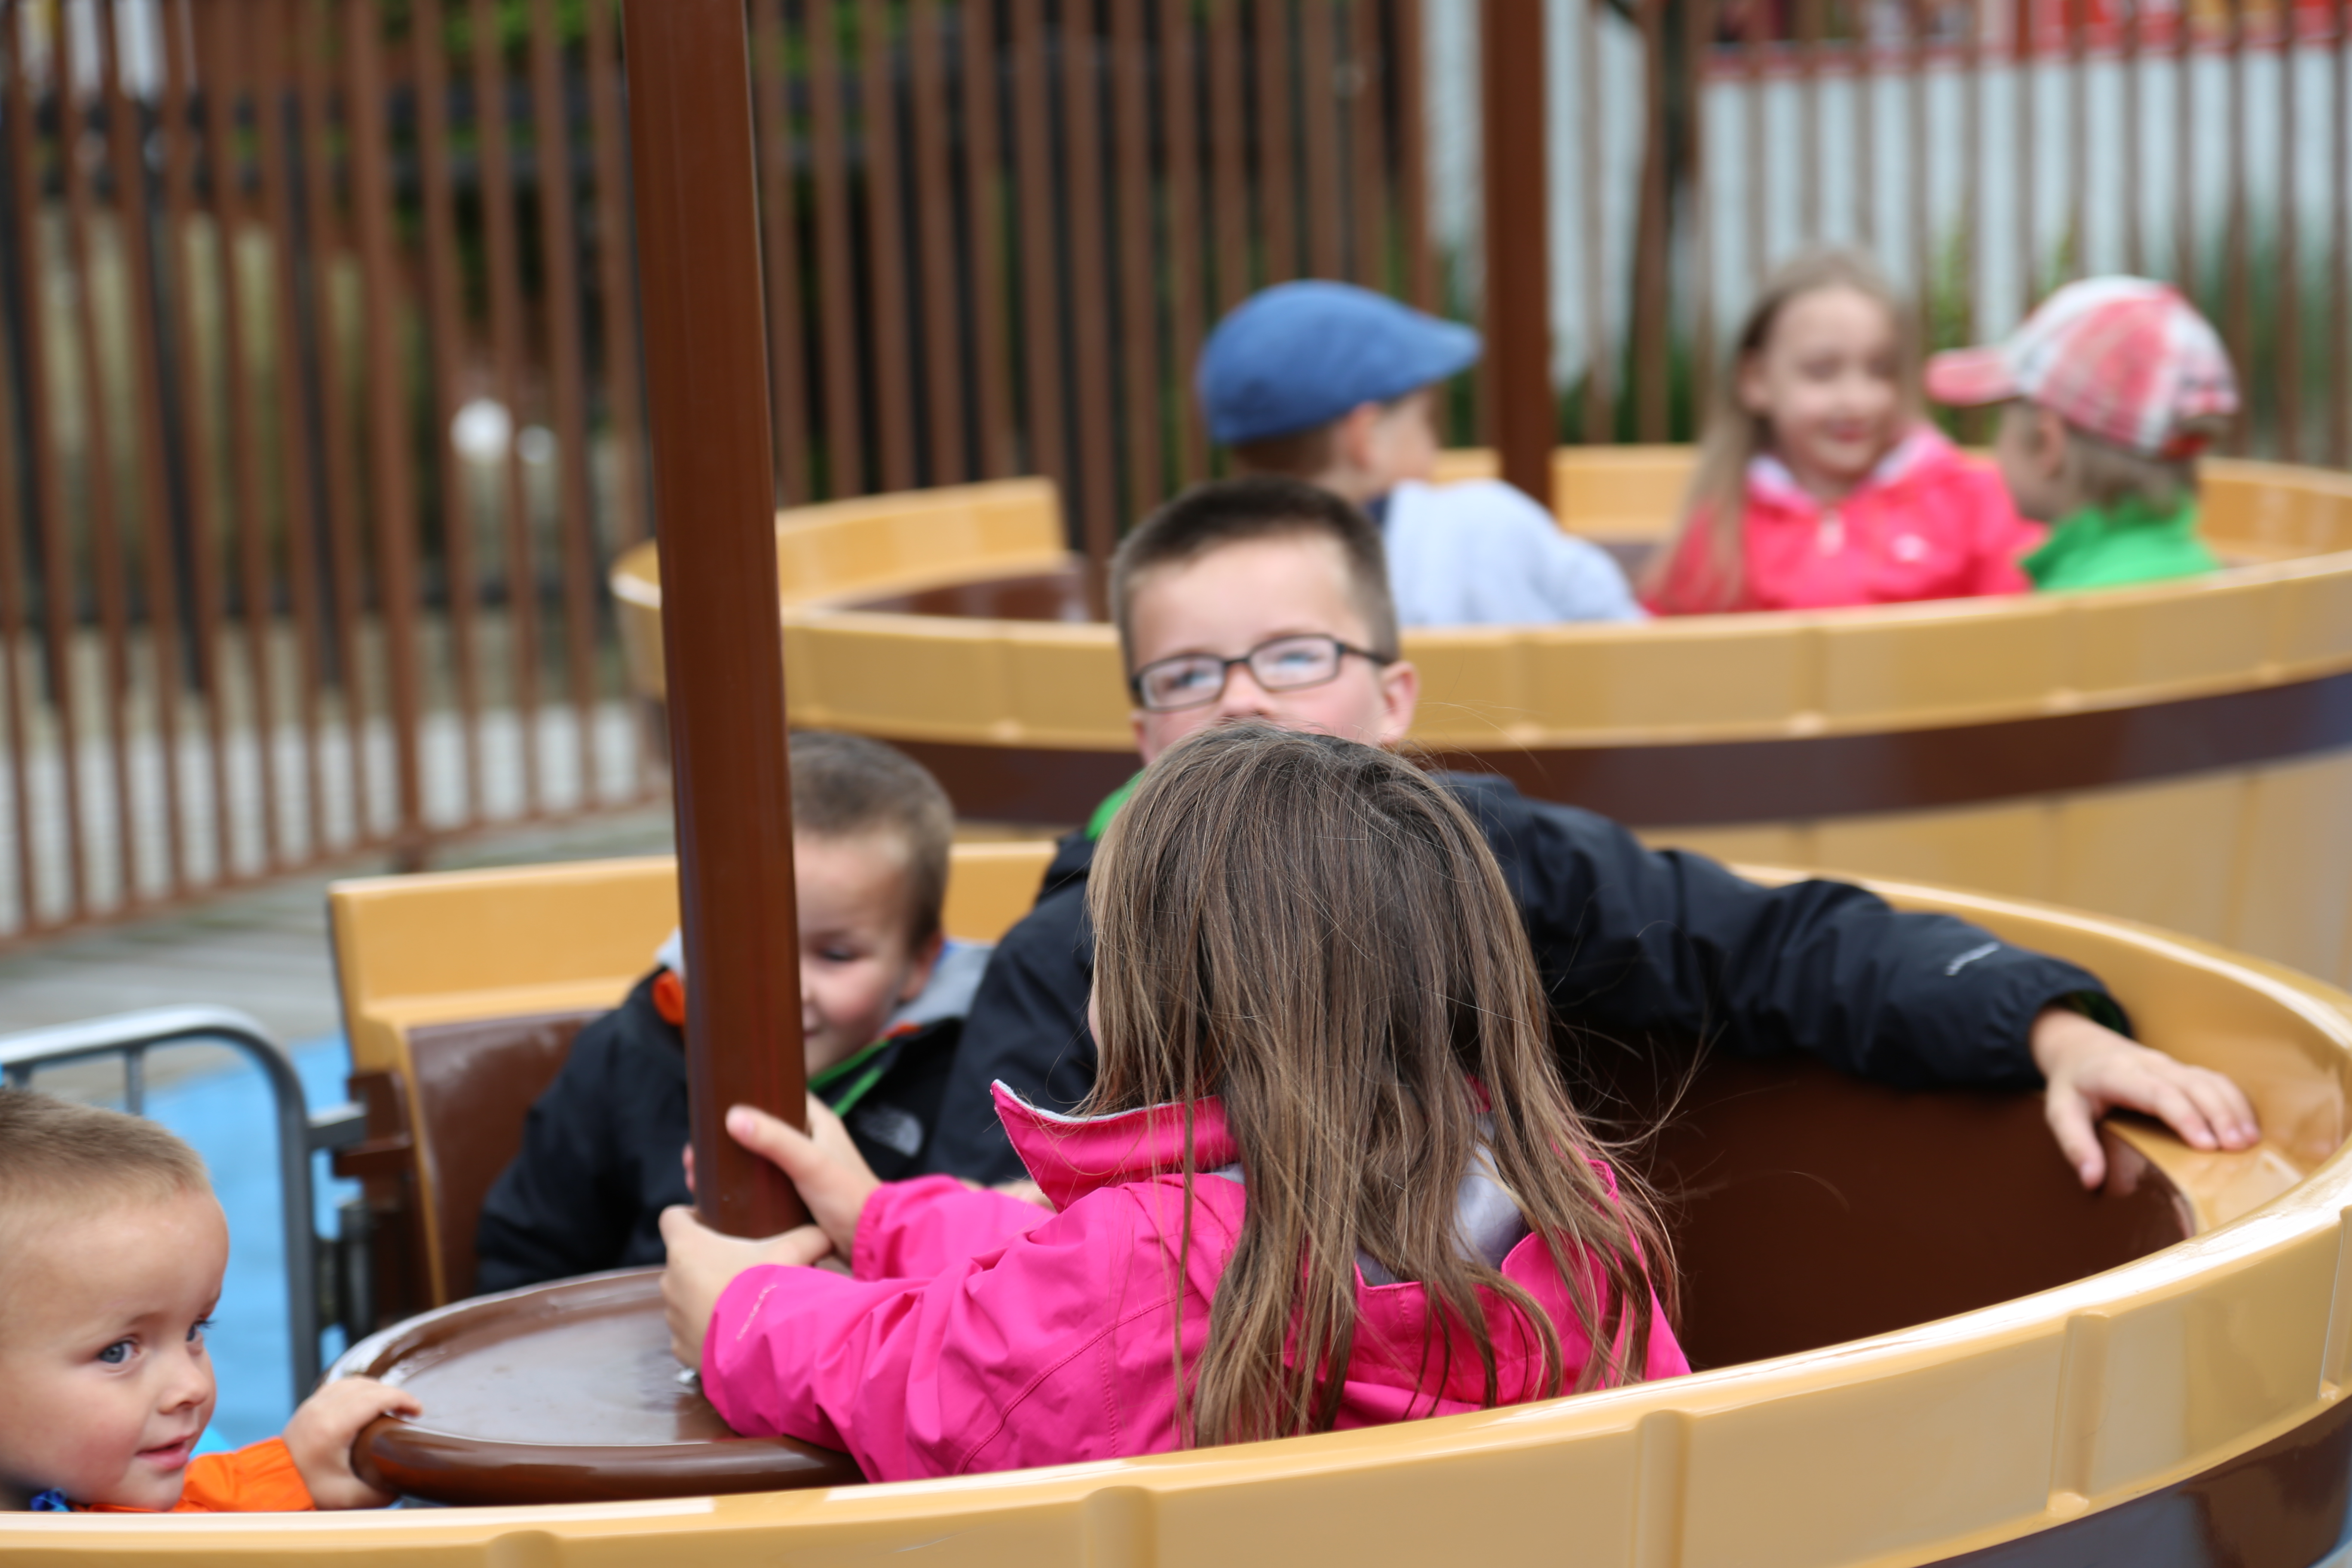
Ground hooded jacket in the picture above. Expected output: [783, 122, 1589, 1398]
[1645, 426, 2042, 615]
[475, 946, 988, 1294]
[925, 772, 2119, 1185]
[702, 1084, 1689, 1482]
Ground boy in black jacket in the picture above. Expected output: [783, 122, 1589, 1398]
[923, 478, 2260, 1189]
[476, 732, 981, 1292]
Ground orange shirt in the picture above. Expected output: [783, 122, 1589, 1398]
[83, 1438, 315, 1514]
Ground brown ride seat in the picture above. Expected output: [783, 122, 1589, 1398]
[327, 844, 1060, 1329]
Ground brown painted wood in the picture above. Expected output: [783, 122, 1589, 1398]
[1208, 0, 1252, 312]
[858, 0, 917, 493]
[529, 0, 606, 804]
[1481, 0, 1553, 506]
[1060, 4, 1120, 566]
[1009, 0, 1069, 493]
[1396, 0, 1436, 314]
[1161, 0, 1210, 479]
[471, 0, 545, 811]
[585, 0, 647, 551]
[100, 3, 190, 897]
[752, 0, 812, 505]
[622, 0, 808, 1238]
[1255, 0, 1298, 285]
[909, 0, 965, 484]
[1346, 0, 1385, 291]
[344, 1271, 862, 1503]
[807, 0, 867, 498]
[411, 0, 486, 824]
[1112, 0, 1164, 514]
[163, 0, 239, 886]
[960, 0, 1020, 481]
[1301, 0, 1344, 281]
[348, 0, 430, 867]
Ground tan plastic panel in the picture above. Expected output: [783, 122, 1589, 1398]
[25, 873, 2352, 1568]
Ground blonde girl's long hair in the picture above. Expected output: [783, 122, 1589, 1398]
[1084, 724, 1672, 1449]
[1642, 249, 1920, 613]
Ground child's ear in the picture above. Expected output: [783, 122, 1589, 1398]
[899, 928, 945, 1003]
[1332, 401, 1384, 478]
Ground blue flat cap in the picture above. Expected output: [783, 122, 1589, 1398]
[1196, 281, 1482, 446]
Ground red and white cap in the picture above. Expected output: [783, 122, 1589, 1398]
[1924, 277, 2238, 459]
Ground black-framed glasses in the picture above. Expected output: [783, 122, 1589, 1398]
[1128, 634, 1390, 713]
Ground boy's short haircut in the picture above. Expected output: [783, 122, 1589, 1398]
[0, 1090, 209, 1249]
[1226, 423, 1337, 481]
[791, 730, 954, 946]
[1109, 478, 1401, 671]
[2037, 405, 2223, 514]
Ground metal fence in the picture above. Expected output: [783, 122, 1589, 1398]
[0, 0, 2344, 947]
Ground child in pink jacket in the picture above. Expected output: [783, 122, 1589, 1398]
[1644, 249, 2041, 615]
[660, 724, 1687, 1480]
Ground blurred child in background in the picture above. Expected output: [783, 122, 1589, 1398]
[1199, 280, 1644, 626]
[1644, 250, 2040, 615]
[1926, 277, 2235, 593]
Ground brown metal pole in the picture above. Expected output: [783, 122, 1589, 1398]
[1483, 0, 1552, 504]
[620, 0, 807, 1239]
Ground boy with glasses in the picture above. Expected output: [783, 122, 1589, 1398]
[925, 477, 2258, 1190]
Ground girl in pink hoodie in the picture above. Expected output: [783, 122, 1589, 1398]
[659, 724, 1686, 1481]
[1643, 249, 2041, 616]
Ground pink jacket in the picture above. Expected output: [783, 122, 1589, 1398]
[1646, 426, 2042, 614]
[702, 1084, 1689, 1481]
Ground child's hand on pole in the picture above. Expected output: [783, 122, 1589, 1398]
[658, 1208, 830, 1369]
[719, 1099, 881, 1260]
[282, 1375, 421, 1509]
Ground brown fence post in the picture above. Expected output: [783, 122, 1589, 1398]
[620, 0, 807, 1239]
[1482, 0, 1553, 505]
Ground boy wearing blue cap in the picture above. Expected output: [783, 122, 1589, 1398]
[1196, 280, 1642, 626]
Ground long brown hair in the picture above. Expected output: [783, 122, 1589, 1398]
[1642, 249, 1919, 613]
[1084, 724, 1671, 1449]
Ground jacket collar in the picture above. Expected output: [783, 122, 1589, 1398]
[992, 1081, 1237, 1212]
[1748, 422, 1953, 510]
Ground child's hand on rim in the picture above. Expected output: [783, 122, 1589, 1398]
[281, 1375, 419, 1509]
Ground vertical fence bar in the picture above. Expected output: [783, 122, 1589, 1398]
[1633, 0, 1669, 440]
[1690, 0, 1714, 418]
[1797, 0, 1819, 239]
[584, 0, 643, 556]
[1346, 0, 1385, 290]
[158, 0, 238, 881]
[0, 266, 34, 928]
[1581, 0, 1610, 443]
[2066, 0, 2085, 278]
[1112, 0, 1164, 511]
[1858, 0, 1877, 251]
[2223, 0, 2248, 450]
[295, 0, 377, 844]
[2332, 0, 2347, 467]
[2174, 0, 2193, 293]
[2, 1, 86, 916]
[1209, 0, 1251, 310]
[1257, 0, 1298, 284]
[858, 0, 917, 493]
[1010, 0, 1069, 494]
[751, 0, 811, 503]
[470, 0, 542, 811]
[527, 0, 603, 808]
[1908, 0, 1929, 347]
[1301, 0, 1344, 279]
[2278, 0, 2300, 460]
[1062, 5, 1118, 560]
[961, 0, 1017, 479]
[411, 0, 483, 825]
[346, 0, 426, 861]
[58, 10, 142, 905]
[1163, 0, 1209, 478]
[1484, 0, 1551, 501]
[1396, 0, 1435, 312]
[1964, 0, 1985, 351]
[254, 0, 331, 856]
[1744, 0, 1767, 285]
[2017, 0, 2037, 304]
[909, 0, 965, 484]
[807, 0, 867, 496]
[2122, 0, 2141, 274]
[101, 2, 190, 897]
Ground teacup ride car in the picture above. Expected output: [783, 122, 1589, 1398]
[611, 450, 2352, 992]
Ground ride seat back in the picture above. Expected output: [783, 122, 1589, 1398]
[329, 842, 1058, 1323]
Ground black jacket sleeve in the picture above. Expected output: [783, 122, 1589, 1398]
[920, 847, 1099, 1184]
[1449, 775, 2120, 1088]
[475, 977, 686, 1292]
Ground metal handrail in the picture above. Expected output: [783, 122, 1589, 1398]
[0, 1006, 363, 1393]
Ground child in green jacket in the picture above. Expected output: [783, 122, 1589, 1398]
[1926, 277, 2238, 592]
